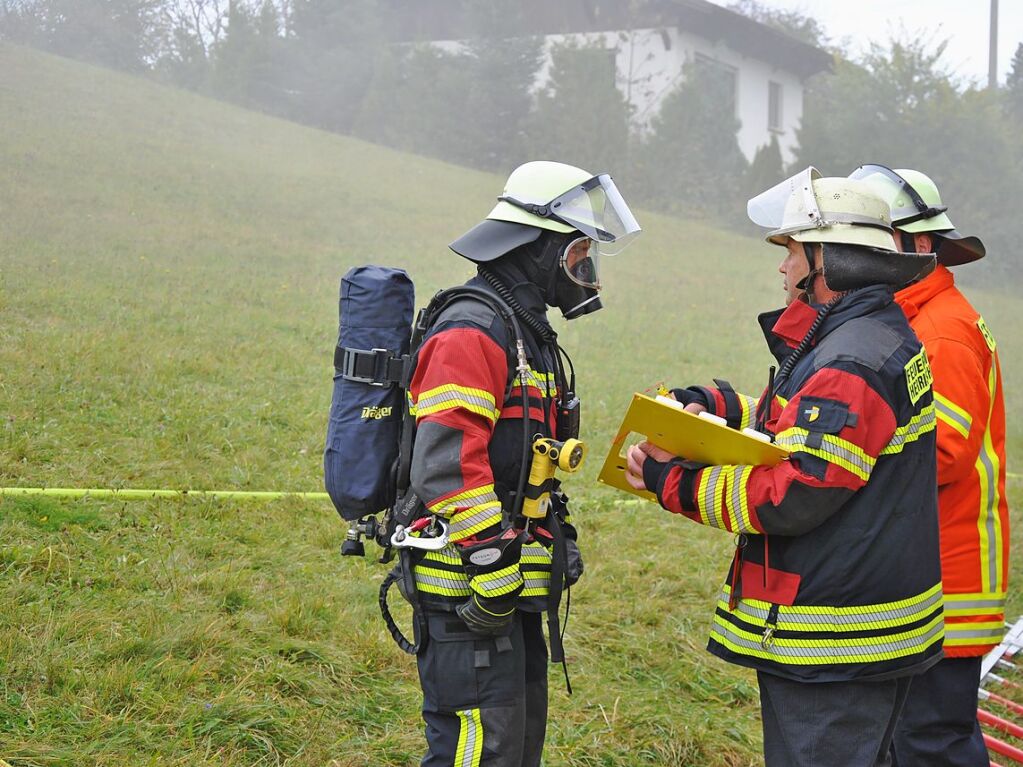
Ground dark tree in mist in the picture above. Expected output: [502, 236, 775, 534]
[795, 34, 1021, 280]
[0, 0, 165, 71]
[1006, 42, 1023, 119]
[529, 40, 631, 180]
[728, 0, 831, 50]
[745, 133, 785, 198]
[634, 59, 748, 217]
[281, 0, 382, 132]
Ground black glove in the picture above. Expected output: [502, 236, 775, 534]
[456, 595, 515, 636]
[550, 488, 584, 586]
[565, 538, 584, 587]
[456, 527, 527, 635]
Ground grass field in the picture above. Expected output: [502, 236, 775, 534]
[1, 43, 1020, 766]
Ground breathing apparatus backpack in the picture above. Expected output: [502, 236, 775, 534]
[323, 265, 527, 551]
[324, 265, 414, 537]
[324, 265, 578, 665]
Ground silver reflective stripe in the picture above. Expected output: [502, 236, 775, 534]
[474, 570, 522, 595]
[945, 595, 1006, 610]
[703, 466, 725, 529]
[945, 626, 1005, 640]
[729, 466, 752, 533]
[777, 431, 874, 476]
[881, 406, 936, 453]
[417, 388, 496, 414]
[721, 589, 942, 629]
[414, 571, 470, 591]
[712, 619, 944, 660]
[978, 437, 998, 591]
[423, 545, 462, 563]
[448, 503, 501, 536]
[934, 398, 971, 436]
[456, 709, 481, 767]
[522, 575, 550, 591]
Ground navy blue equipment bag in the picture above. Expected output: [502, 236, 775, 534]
[324, 266, 415, 522]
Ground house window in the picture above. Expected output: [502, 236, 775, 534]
[694, 54, 738, 118]
[768, 81, 783, 132]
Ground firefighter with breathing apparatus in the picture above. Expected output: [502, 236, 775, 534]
[854, 164, 1009, 767]
[624, 169, 943, 766]
[396, 160, 639, 766]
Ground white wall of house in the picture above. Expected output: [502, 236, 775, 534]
[536, 28, 806, 164]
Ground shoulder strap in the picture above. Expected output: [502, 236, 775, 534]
[393, 285, 524, 503]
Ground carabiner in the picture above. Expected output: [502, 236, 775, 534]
[390, 517, 450, 551]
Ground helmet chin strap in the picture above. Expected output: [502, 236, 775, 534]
[795, 242, 823, 304]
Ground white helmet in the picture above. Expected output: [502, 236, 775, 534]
[748, 167, 935, 292]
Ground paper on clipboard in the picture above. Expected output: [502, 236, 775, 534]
[598, 393, 789, 502]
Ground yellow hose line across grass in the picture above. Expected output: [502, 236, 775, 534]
[0, 487, 330, 501]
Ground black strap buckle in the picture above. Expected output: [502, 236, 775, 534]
[337, 346, 407, 386]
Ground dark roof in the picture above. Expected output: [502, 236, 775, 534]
[384, 0, 832, 80]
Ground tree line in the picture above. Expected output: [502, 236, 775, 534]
[2, 0, 1021, 282]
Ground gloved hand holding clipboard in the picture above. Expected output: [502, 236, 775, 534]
[598, 393, 789, 503]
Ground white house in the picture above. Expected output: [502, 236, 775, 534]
[392, 0, 832, 165]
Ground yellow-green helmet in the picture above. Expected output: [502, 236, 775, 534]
[450, 161, 641, 263]
[850, 164, 986, 266]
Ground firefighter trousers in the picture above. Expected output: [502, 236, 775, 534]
[417, 609, 548, 767]
[758, 670, 912, 767]
[891, 656, 989, 767]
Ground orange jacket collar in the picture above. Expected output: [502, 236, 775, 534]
[895, 264, 954, 321]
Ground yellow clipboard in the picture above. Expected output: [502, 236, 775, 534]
[598, 393, 789, 502]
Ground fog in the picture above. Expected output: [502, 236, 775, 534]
[1, 0, 1021, 287]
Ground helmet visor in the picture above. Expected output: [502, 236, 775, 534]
[549, 174, 641, 255]
[848, 164, 948, 226]
[747, 167, 823, 237]
[562, 236, 601, 289]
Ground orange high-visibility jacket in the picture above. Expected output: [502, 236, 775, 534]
[896, 265, 1010, 657]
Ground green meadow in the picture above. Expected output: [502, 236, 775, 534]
[1, 44, 1020, 766]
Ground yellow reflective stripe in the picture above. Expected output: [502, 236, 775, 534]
[447, 503, 502, 542]
[471, 564, 522, 598]
[413, 384, 499, 422]
[711, 612, 943, 664]
[696, 466, 727, 528]
[977, 362, 1003, 594]
[738, 394, 758, 430]
[422, 545, 461, 564]
[724, 465, 757, 534]
[943, 592, 1006, 618]
[943, 621, 1005, 646]
[413, 565, 471, 597]
[512, 367, 557, 396]
[455, 708, 484, 767]
[775, 428, 874, 481]
[428, 484, 499, 517]
[720, 582, 942, 628]
[934, 392, 972, 439]
[879, 403, 936, 455]
[520, 543, 552, 565]
[521, 573, 551, 597]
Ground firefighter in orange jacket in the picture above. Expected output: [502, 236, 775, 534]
[856, 165, 1009, 766]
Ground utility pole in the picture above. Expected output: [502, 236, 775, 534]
[989, 0, 999, 89]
